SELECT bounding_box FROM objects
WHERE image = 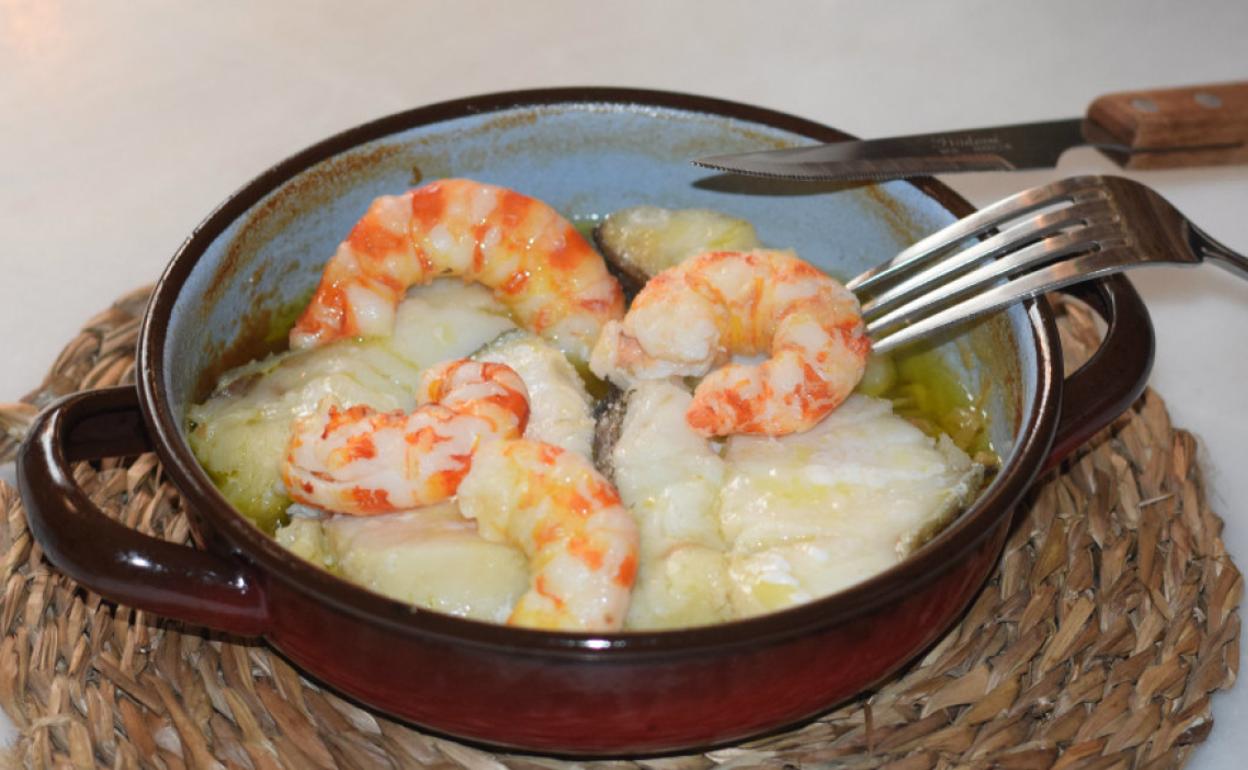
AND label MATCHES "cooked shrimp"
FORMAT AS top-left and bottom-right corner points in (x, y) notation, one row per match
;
(590, 249), (869, 437)
(282, 360), (528, 515)
(290, 178), (625, 361)
(456, 439), (639, 631)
